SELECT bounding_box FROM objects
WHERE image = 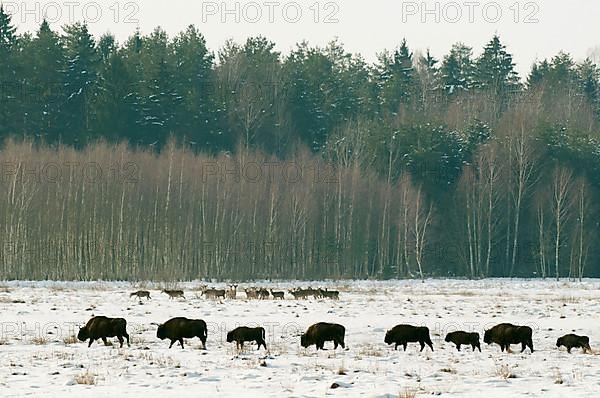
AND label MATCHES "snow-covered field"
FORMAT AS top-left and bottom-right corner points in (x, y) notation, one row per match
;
(0, 279), (599, 397)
